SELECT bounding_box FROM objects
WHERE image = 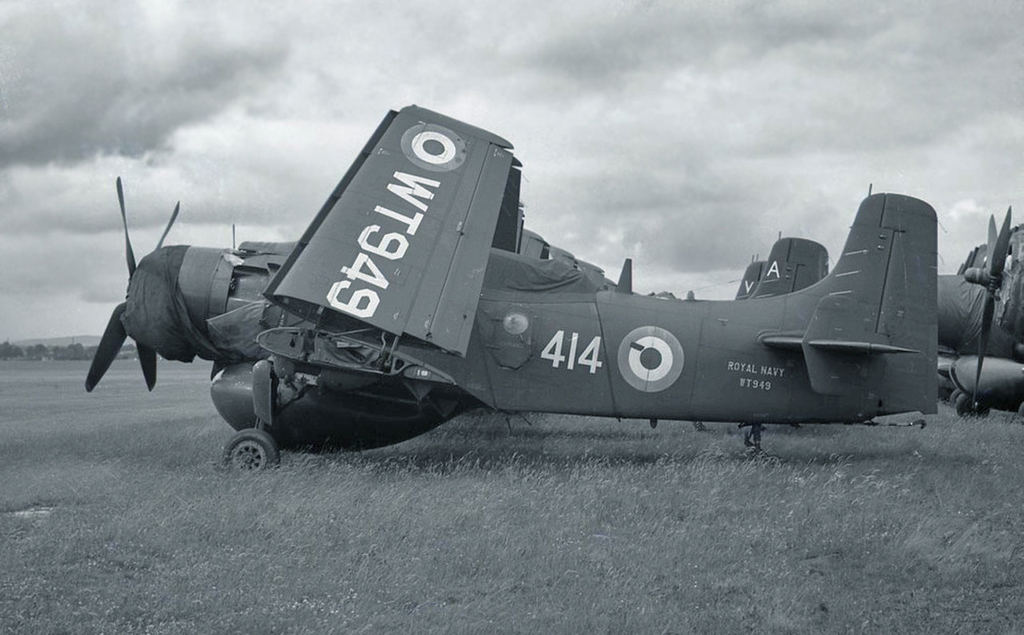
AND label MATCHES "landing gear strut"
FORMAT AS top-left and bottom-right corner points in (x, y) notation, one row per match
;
(741, 422), (764, 452)
(221, 358), (283, 470)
